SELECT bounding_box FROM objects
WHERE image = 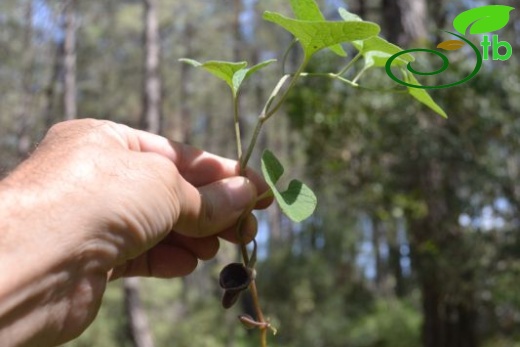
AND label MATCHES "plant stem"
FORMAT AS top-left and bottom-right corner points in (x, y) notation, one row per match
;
(263, 57), (309, 121)
(249, 280), (268, 347)
(352, 66), (368, 84)
(240, 57), (309, 170)
(336, 51), (362, 76)
(235, 57), (309, 347)
(233, 95), (243, 174)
